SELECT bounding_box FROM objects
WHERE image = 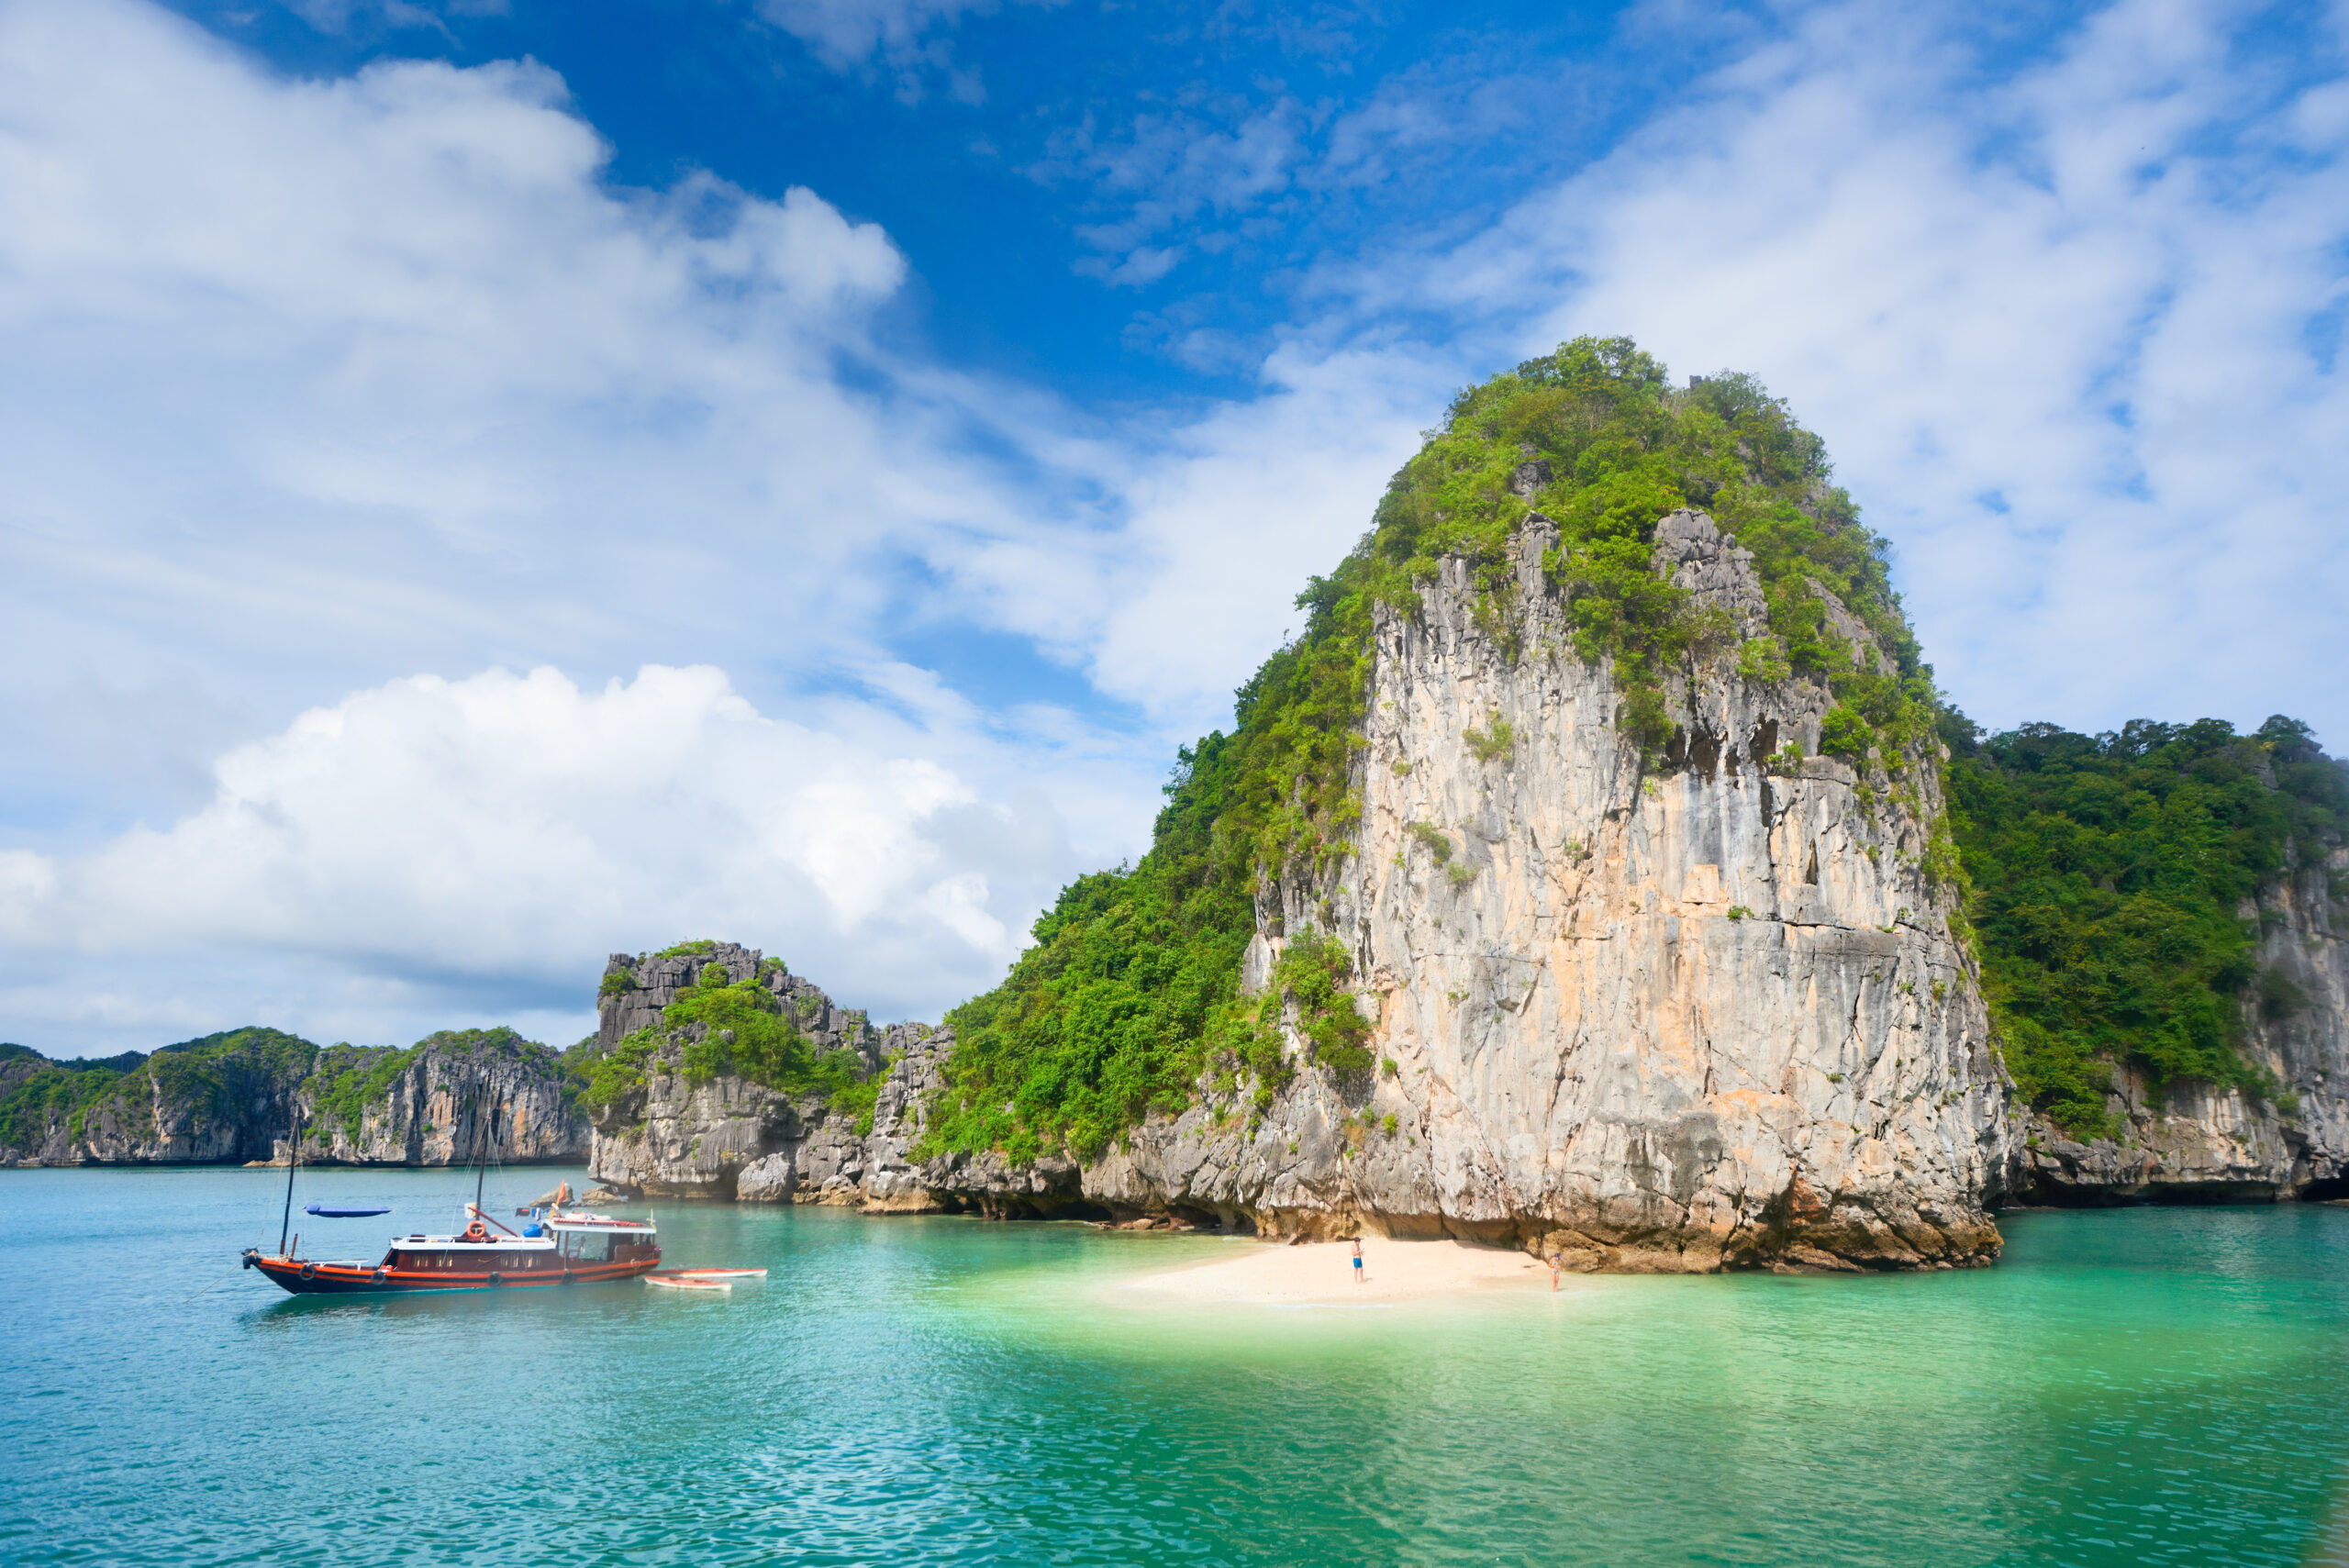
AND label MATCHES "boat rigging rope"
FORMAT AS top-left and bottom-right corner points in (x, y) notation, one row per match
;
(179, 1256), (251, 1307)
